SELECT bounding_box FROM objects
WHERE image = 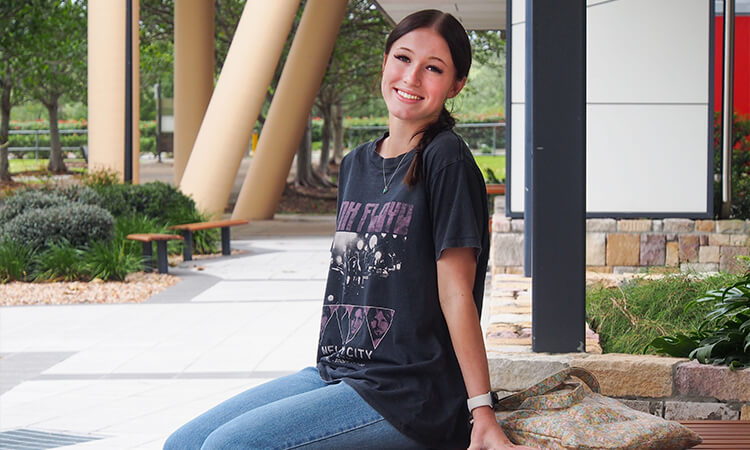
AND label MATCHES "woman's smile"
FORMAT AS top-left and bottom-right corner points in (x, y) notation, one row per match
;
(395, 88), (423, 101)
